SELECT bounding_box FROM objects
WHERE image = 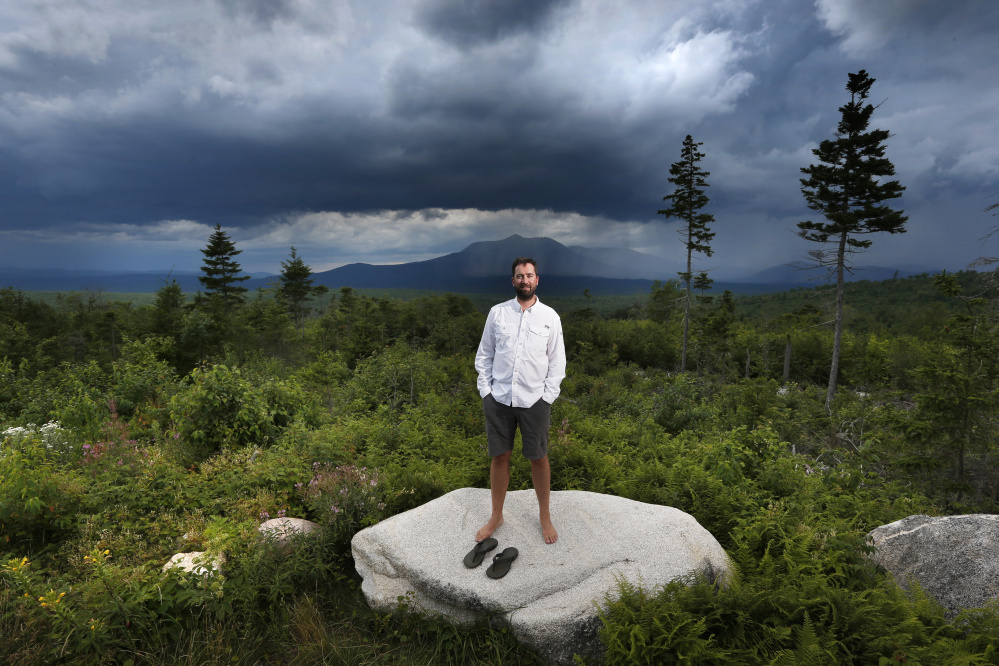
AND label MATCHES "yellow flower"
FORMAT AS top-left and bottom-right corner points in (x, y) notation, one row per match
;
(103, 550), (110, 555)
